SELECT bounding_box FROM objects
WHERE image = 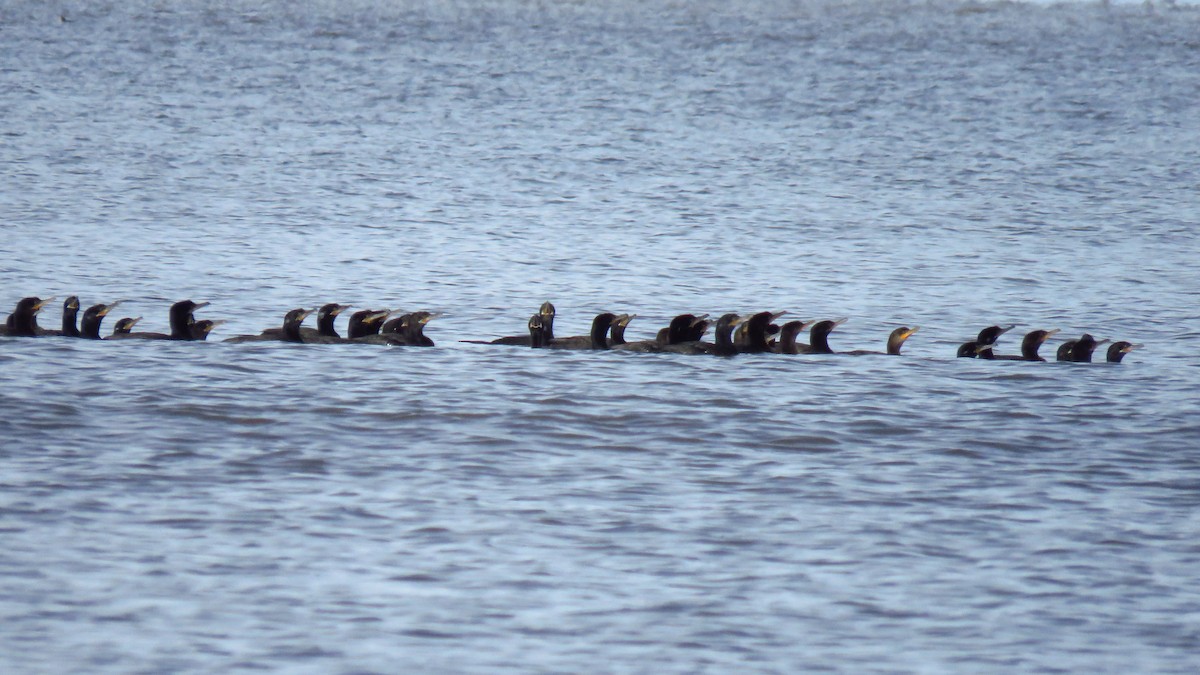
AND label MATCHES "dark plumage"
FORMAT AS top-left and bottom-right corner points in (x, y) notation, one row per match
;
(548, 312), (619, 350)
(993, 329), (1059, 362)
(4, 297), (54, 337)
(107, 300), (210, 340)
(485, 301), (557, 346)
(661, 312), (744, 356)
(226, 308), (315, 344)
(110, 317), (142, 336)
(791, 317), (846, 355)
(190, 319), (225, 341)
(958, 324), (1015, 359)
(1106, 341), (1142, 363)
(1056, 333), (1108, 363)
(79, 302), (122, 339)
(842, 326), (920, 356)
(612, 313), (703, 352)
